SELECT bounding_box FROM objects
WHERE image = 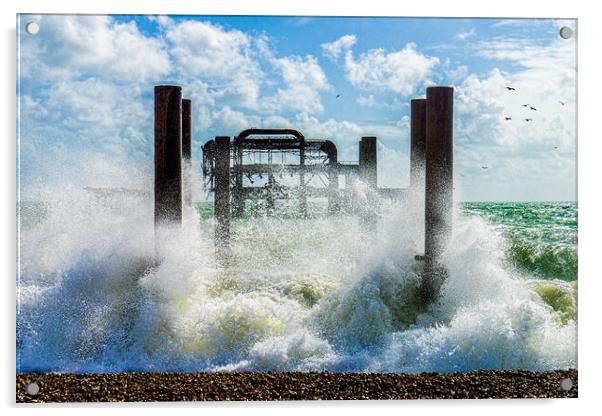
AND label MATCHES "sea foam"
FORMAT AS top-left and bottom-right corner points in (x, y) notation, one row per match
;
(17, 179), (577, 373)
